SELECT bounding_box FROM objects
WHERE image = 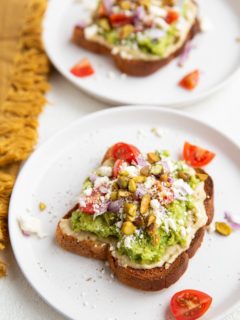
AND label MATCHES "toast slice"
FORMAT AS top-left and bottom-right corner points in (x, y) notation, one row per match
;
(56, 144), (214, 291)
(72, 0), (200, 76)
